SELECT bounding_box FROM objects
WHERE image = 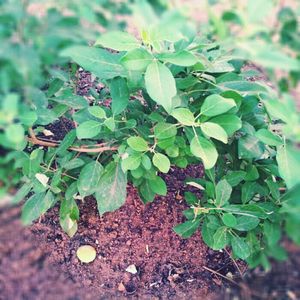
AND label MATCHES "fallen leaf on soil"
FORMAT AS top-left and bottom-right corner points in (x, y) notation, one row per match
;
(76, 245), (96, 263)
(126, 264), (137, 274)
